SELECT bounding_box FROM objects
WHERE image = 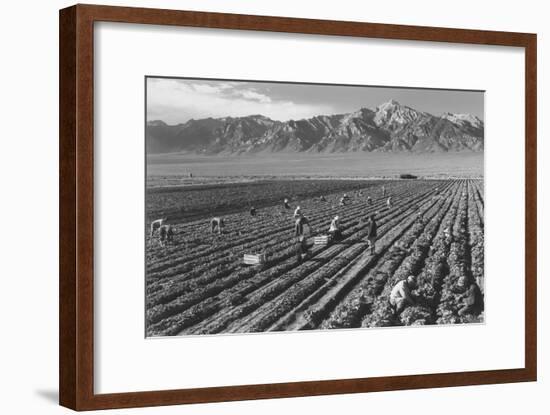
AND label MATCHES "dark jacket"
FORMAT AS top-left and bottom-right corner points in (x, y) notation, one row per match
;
(464, 283), (484, 309)
(294, 216), (309, 237)
(367, 219), (377, 238)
